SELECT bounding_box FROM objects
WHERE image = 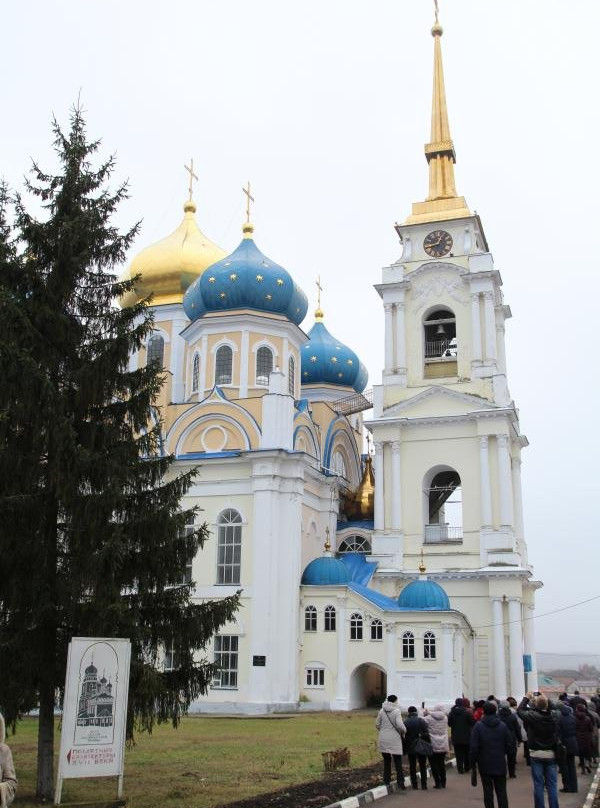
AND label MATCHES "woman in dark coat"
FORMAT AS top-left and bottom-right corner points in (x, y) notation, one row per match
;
(575, 703), (593, 773)
(448, 697), (474, 773)
(498, 701), (521, 778)
(557, 702), (578, 793)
